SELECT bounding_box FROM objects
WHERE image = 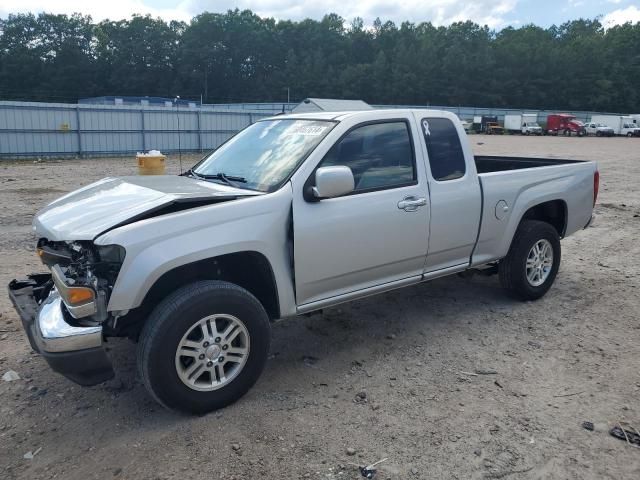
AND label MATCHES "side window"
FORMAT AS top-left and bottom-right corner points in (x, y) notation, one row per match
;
(421, 117), (466, 181)
(319, 121), (415, 192)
